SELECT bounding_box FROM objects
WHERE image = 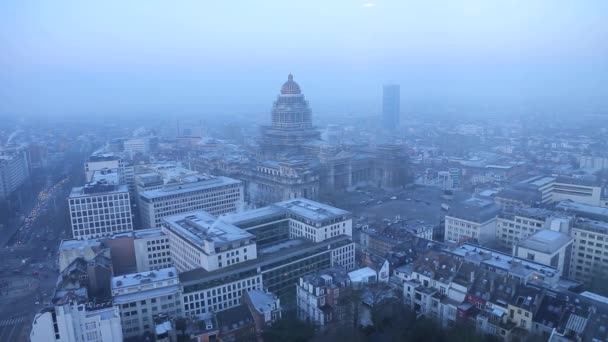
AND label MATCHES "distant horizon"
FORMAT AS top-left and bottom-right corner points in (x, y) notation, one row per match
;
(1, 0), (607, 120)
